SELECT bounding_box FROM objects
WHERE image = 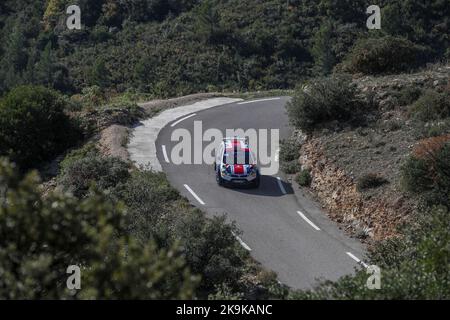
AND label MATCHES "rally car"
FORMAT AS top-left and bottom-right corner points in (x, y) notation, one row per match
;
(214, 137), (260, 188)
